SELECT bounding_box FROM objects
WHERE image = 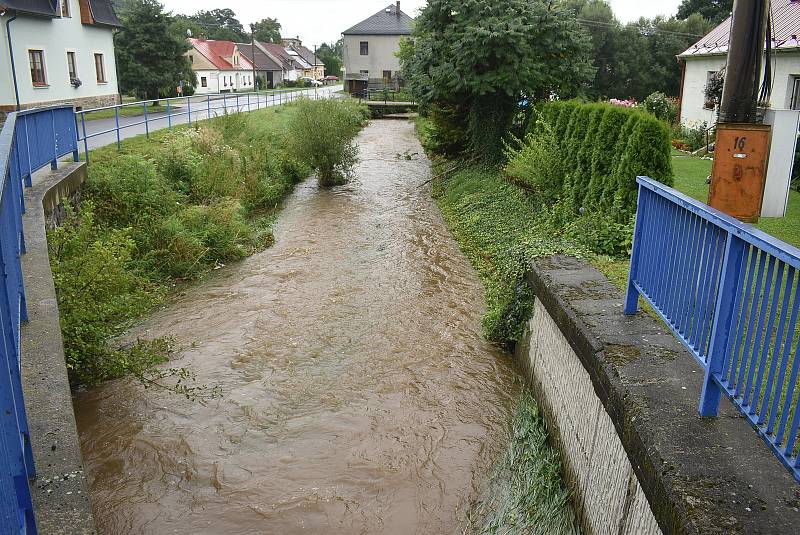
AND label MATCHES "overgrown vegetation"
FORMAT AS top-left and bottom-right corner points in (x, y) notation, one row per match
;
(285, 99), (369, 186)
(461, 389), (577, 534)
(50, 101), (366, 387)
